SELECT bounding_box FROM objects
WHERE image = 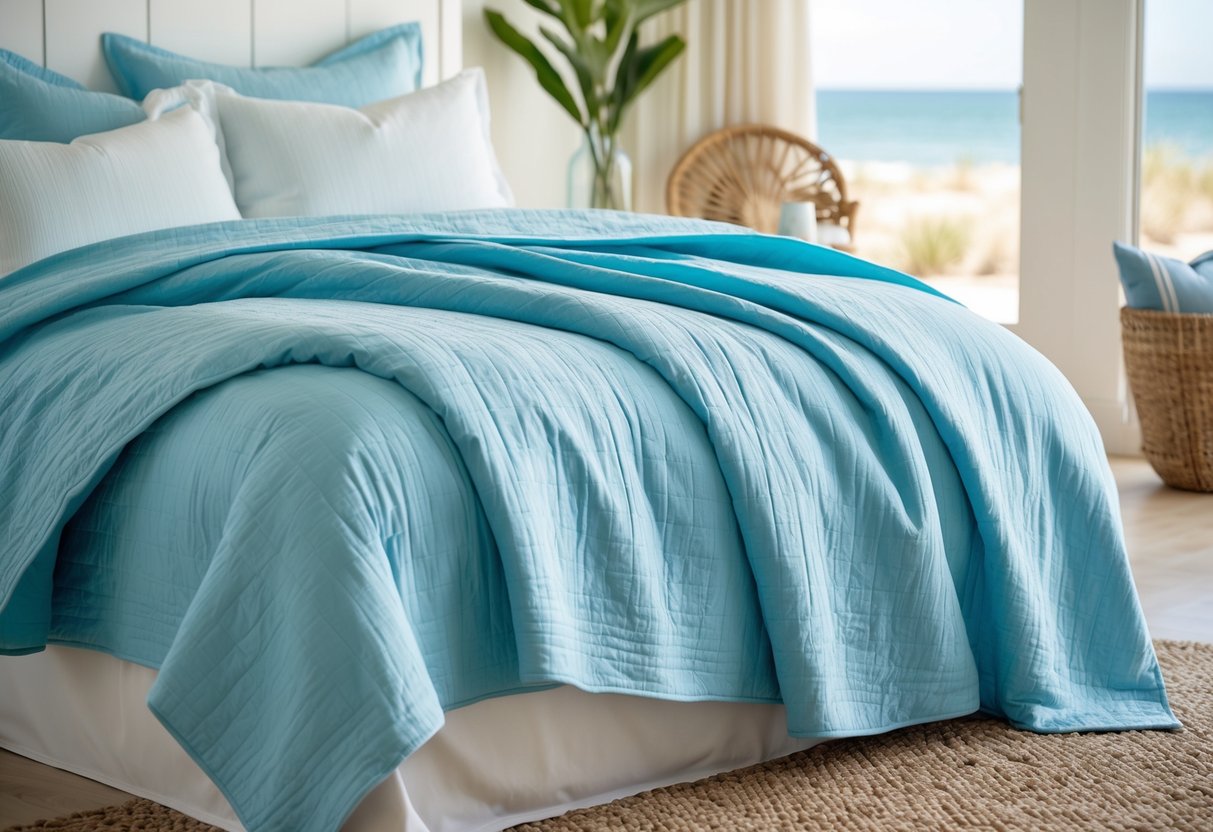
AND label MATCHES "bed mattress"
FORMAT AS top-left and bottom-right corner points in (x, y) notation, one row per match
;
(0, 645), (819, 831)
